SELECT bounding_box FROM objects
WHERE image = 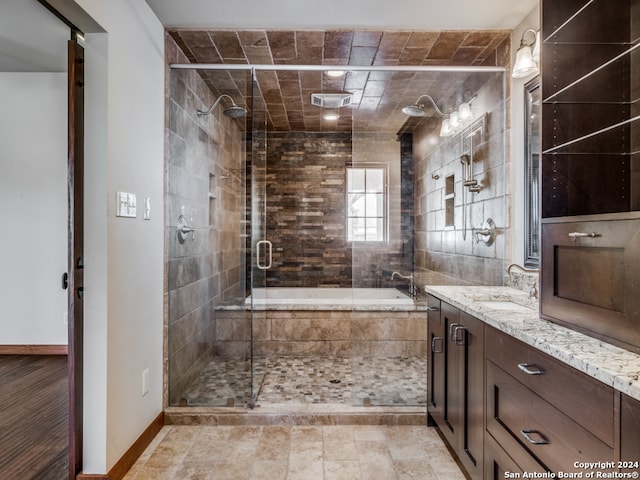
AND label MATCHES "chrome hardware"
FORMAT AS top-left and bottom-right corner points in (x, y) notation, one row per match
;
(474, 218), (496, 246)
(256, 240), (273, 270)
(568, 232), (599, 242)
(507, 263), (539, 274)
(177, 215), (195, 243)
(391, 271), (417, 298)
(431, 336), (444, 353)
(453, 325), (467, 346)
(449, 323), (462, 342)
(520, 429), (549, 445)
(517, 363), (545, 375)
(426, 306), (440, 312)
